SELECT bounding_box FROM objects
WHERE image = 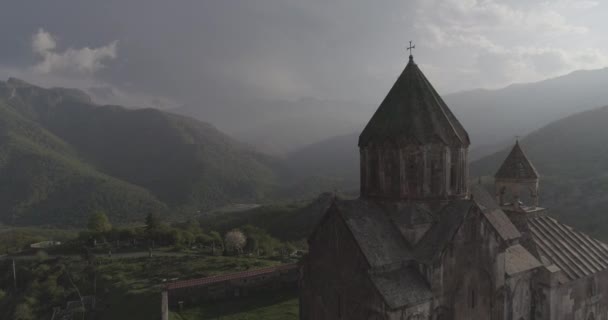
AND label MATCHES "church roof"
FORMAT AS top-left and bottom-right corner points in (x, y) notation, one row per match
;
(505, 244), (542, 276)
(495, 141), (539, 180)
(359, 56), (470, 147)
(413, 200), (474, 263)
(414, 186), (521, 263)
(370, 266), (432, 309)
(336, 200), (413, 267)
(527, 214), (608, 280)
(470, 184), (521, 241)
